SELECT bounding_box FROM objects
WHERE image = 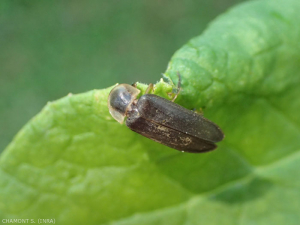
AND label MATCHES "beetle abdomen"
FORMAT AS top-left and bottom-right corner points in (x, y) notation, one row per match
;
(126, 110), (216, 153)
(137, 94), (224, 143)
